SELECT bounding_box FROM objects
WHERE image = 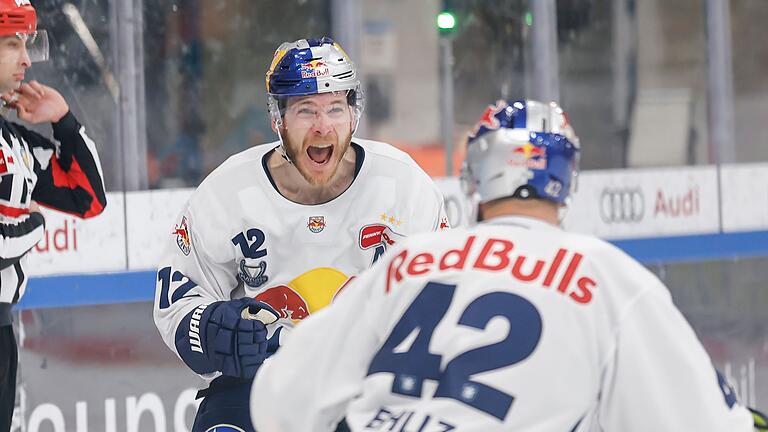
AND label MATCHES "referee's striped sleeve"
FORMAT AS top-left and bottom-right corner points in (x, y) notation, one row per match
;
(0, 212), (44, 269)
(21, 112), (107, 219)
